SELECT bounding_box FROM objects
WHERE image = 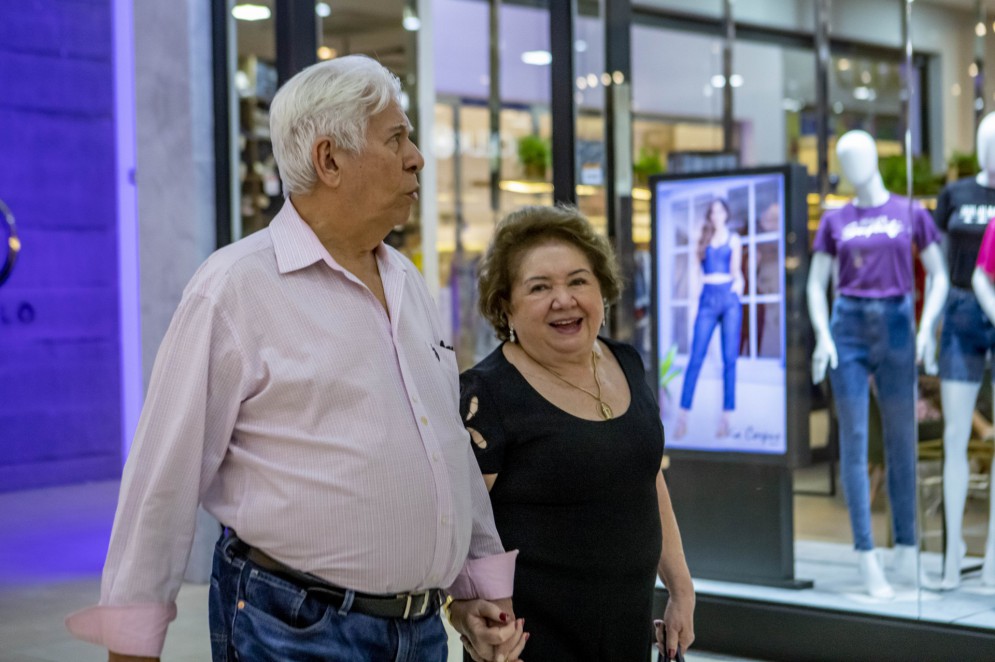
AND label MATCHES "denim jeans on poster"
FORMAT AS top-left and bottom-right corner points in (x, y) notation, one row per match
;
(208, 534), (447, 662)
(680, 282), (742, 411)
(828, 295), (917, 551)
